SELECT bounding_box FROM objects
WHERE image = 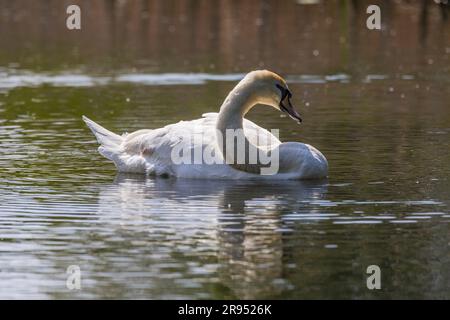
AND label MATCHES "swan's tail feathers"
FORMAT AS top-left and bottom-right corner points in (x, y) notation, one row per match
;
(82, 116), (124, 161)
